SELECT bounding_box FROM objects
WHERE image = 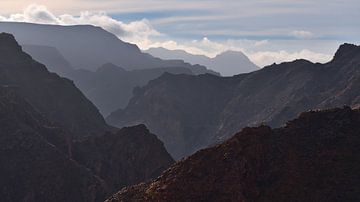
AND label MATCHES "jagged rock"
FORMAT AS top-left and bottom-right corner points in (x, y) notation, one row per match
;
(0, 33), (175, 201)
(72, 124), (174, 193)
(107, 107), (360, 202)
(0, 87), (107, 202)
